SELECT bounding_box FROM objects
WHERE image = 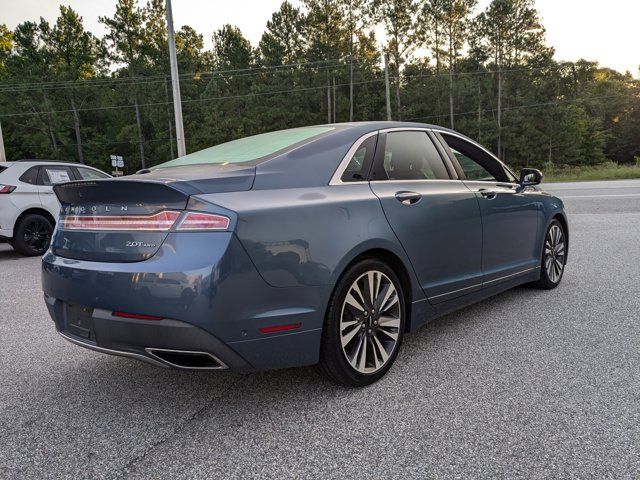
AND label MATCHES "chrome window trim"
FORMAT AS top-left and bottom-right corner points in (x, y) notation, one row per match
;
(331, 127), (459, 185)
(328, 130), (379, 185)
(330, 126), (519, 186)
(369, 178), (458, 184)
(434, 128), (519, 182)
